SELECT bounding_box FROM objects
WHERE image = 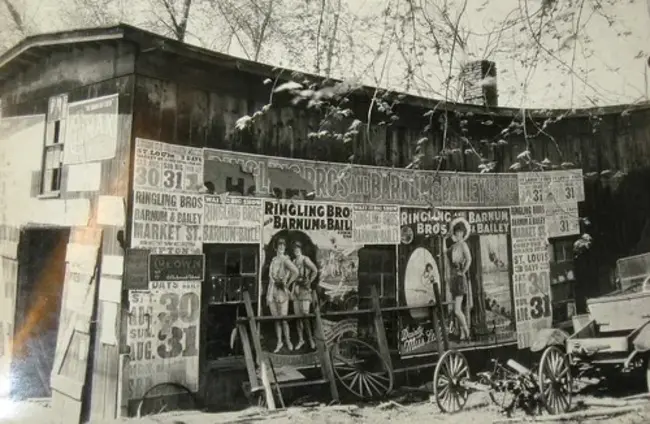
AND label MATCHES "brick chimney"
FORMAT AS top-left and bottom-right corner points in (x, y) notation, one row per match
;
(460, 60), (498, 107)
